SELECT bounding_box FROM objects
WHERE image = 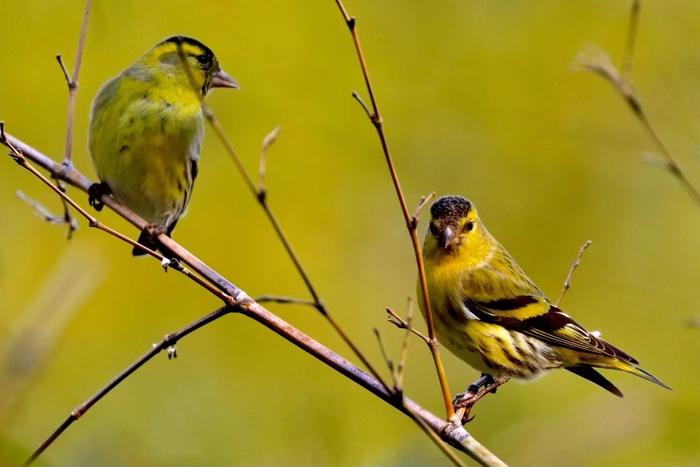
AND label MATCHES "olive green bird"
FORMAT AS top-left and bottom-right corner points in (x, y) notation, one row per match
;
(88, 36), (238, 255)
(421, 195), (669, 397)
